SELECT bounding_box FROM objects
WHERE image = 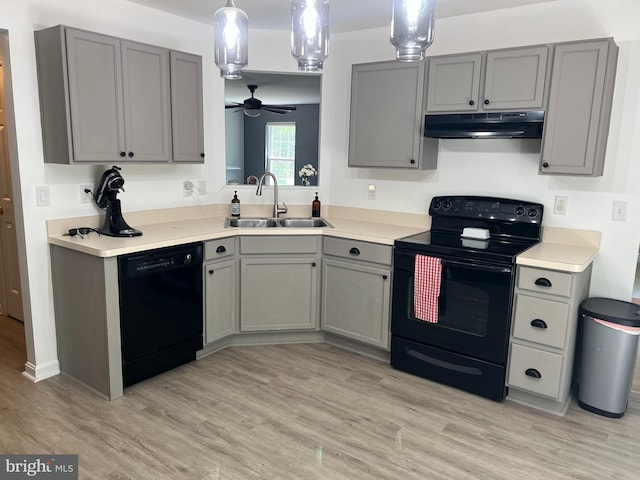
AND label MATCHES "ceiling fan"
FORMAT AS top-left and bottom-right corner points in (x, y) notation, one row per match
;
(225, 84), (297, 117)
